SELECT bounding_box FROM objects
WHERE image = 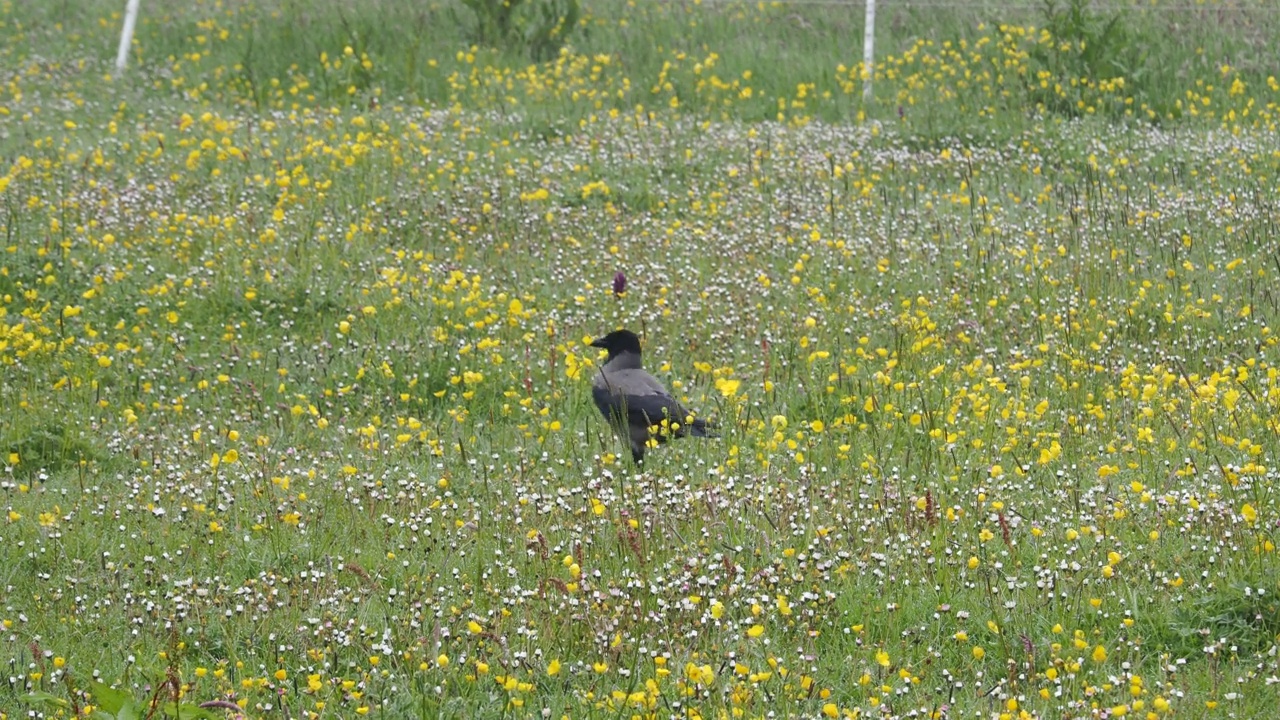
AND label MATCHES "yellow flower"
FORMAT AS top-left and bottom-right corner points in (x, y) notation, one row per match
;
(747, 624), (765, 638)
(1092, 645), (1108, 663)
(875, 650), (890, 667)
(716, 377), (741, 398)
(546, 659), (560, 676)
